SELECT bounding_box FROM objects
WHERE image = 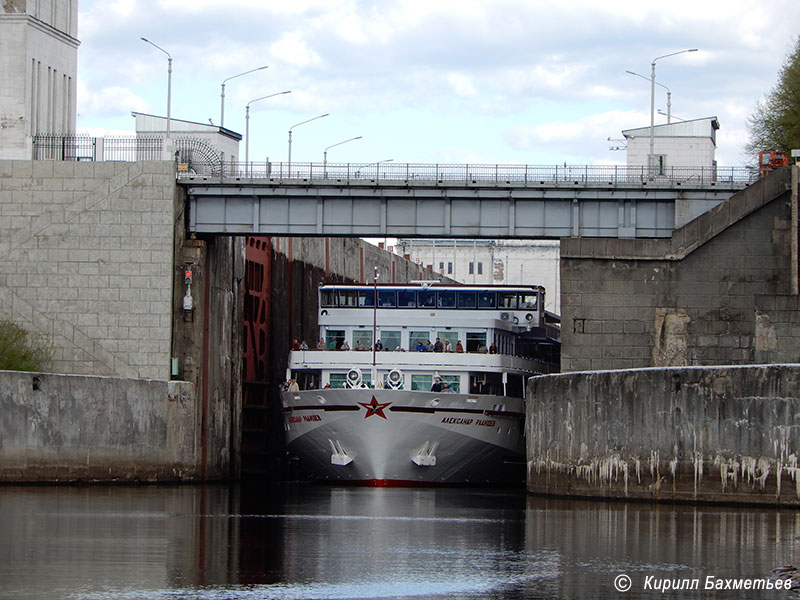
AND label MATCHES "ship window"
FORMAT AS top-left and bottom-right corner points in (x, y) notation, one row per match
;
(437, 290), (456, 308)
(409, 331), (430, 350)
(457, 291), (477, 308)
(519, 293), (538, 310)
(352, 330), (373, 350)
(377, 290), (396, 307)
(466, 331), (487, 352)
(329, 373), (347, 388)
(440, 374), (460, 393)
(417, 290), (436, 308)
(397, 290), (416, 307)
(320, 289), (337, 307)
(338, 290), (358, 307)
(358, 290), (374, 307)
(326, 330), (346, 350)
(498, 292), (518, 309)
(437, 331), (458, 351)
(477, 290), (496, 308)
(380, 330), (401, 351)
(411, 374), (432, 391)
